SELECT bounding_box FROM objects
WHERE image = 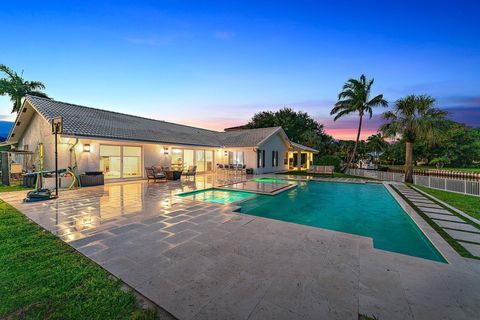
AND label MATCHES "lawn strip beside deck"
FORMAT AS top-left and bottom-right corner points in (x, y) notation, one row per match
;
(390, 185), (479, 260)
(413, 185), (480, 221)
(0, 199), (156, 320)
